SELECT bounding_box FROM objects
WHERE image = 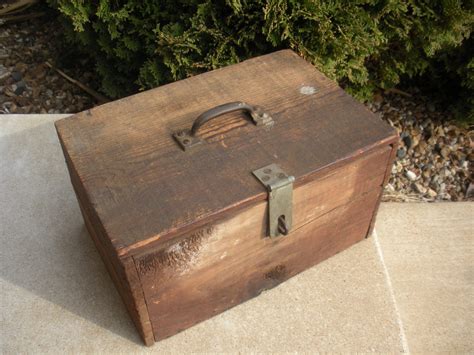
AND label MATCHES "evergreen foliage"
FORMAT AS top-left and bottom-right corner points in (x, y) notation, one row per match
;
(49, 0), (473, 121)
